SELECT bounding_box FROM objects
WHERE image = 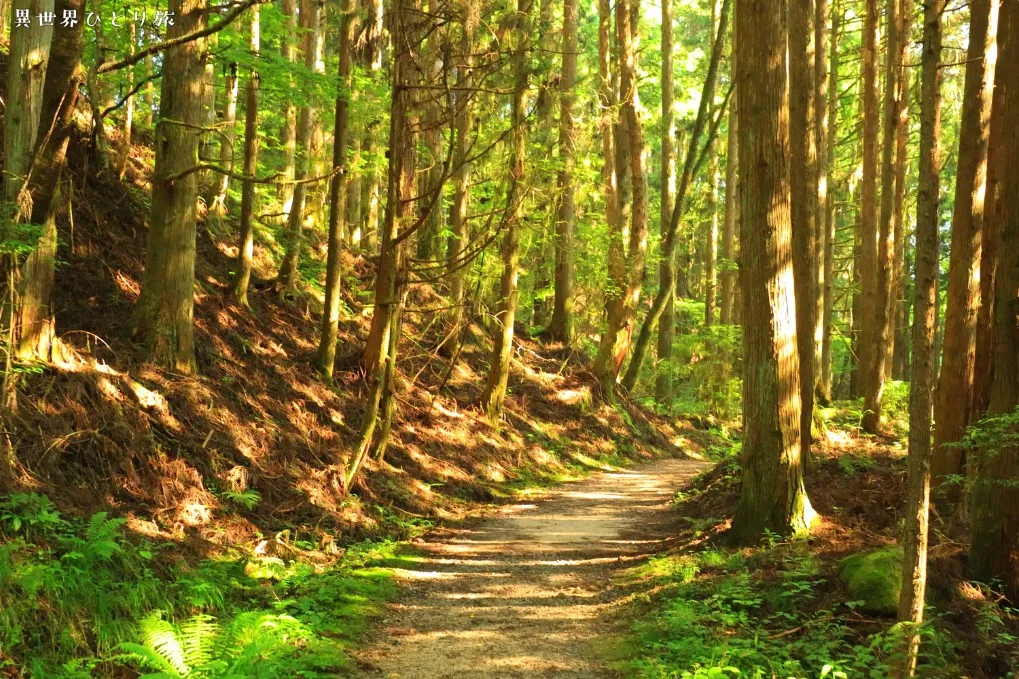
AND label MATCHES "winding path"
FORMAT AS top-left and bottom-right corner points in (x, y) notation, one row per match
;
(356, 457), (709, 678)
